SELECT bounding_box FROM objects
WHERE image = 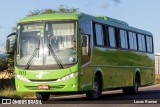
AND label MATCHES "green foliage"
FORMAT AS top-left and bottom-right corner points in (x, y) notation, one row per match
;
(41, 8), (56, 14)
(0, 54), (14, 71)
(57, 5), (79, 13)
(7, 54), (14, 68)
(27, 5), (79, 17)
(0, 58), (8, 70)
(27, 10), (41, 16)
